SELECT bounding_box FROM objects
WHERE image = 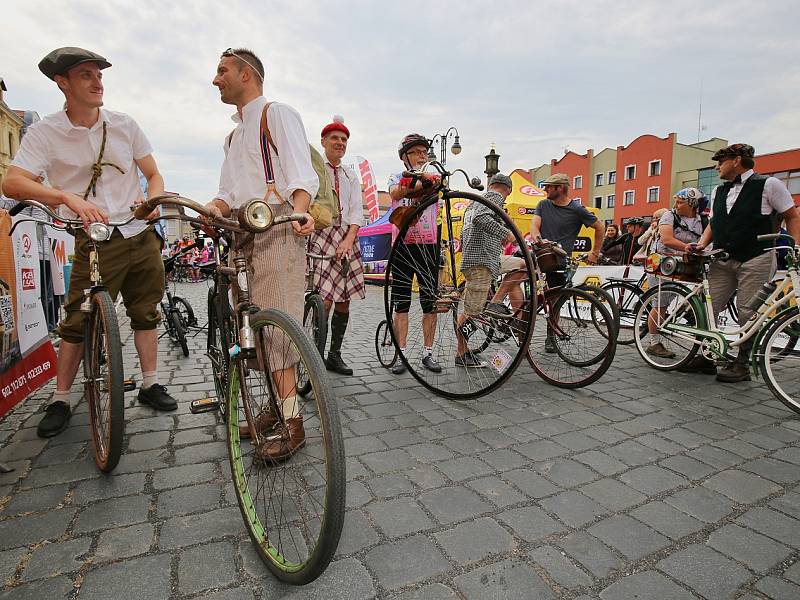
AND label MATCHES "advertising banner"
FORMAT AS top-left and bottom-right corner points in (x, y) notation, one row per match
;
(48, 227), (73, 296)
(355, 156), (380, 223)
(0, 211), (57, 418)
